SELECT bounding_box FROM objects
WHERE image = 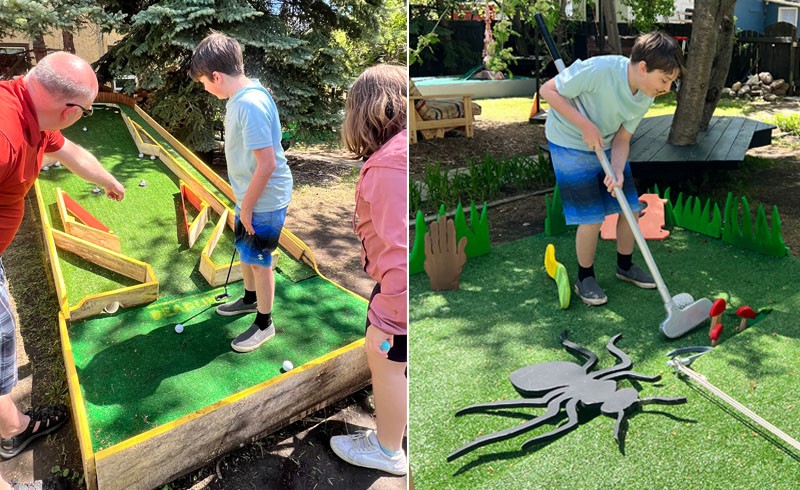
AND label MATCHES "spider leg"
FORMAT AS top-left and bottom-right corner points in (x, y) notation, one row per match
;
(613, 410), (628, 443)
(640, 396), (688, 406)
(455, 389), (566, 416)
(592, 334), (633, 378)
(520, 398), (580, 450)
(560, 330), (598, 372)
(601, 370), (661, 383)
(448, 394), (567, 461)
